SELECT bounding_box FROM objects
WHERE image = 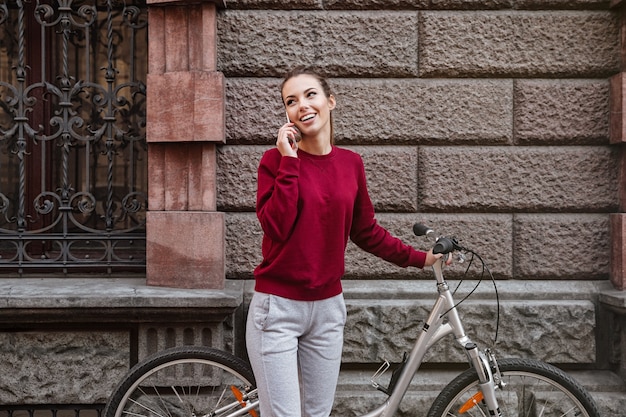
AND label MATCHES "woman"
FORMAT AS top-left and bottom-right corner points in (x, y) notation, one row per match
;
(246, 66), (444, 417)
